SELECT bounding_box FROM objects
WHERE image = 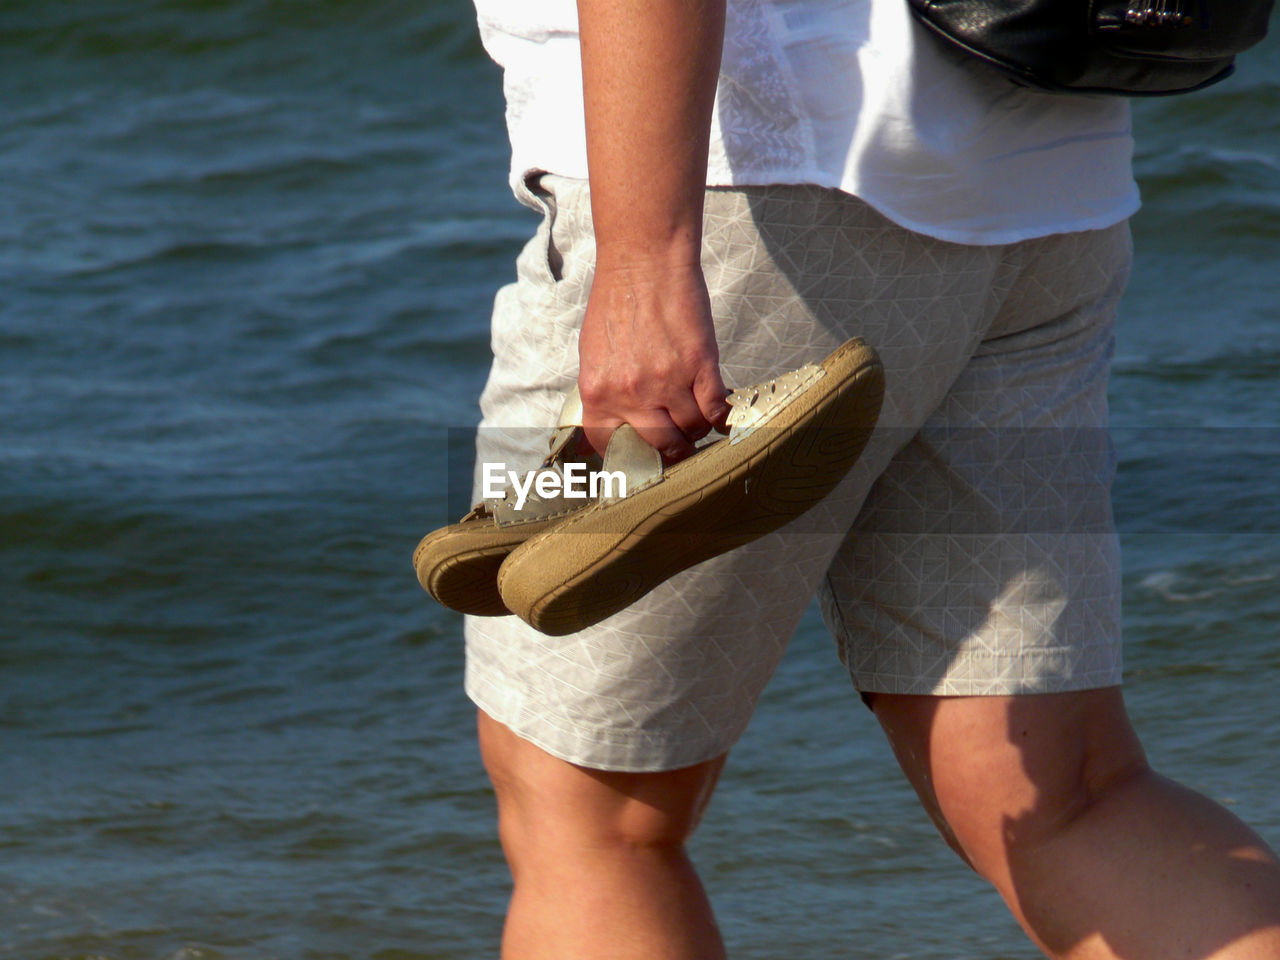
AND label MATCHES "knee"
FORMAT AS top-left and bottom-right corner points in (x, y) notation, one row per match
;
(478, 710), (725, 863)
(930, 730), (1150, 883)
(873, 689), (1151, 885)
